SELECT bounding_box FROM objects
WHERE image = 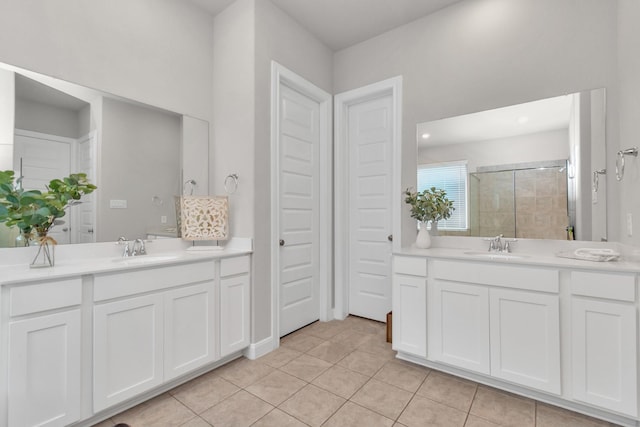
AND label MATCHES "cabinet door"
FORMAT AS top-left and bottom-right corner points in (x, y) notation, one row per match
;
(429, 280), (490, 374)
(489, 289), (560, 394)
(392, 274), (426, 357)
(571, 298), (637, 416)
(164, 282), (216, 380)
(93, 294), (164, 412)
(8, 310), (81, 427)
(220, 274), (250, 357)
